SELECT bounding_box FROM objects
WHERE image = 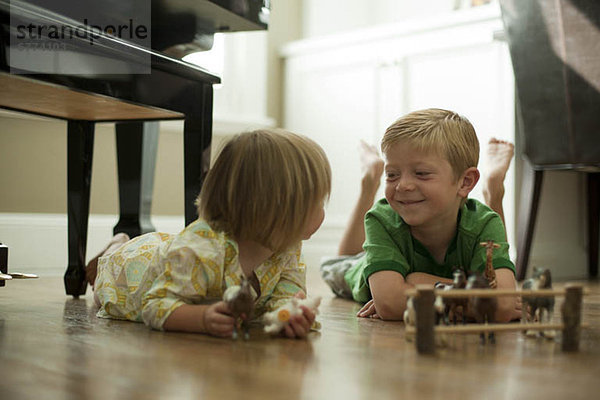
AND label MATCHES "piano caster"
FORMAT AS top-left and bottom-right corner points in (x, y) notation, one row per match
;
(64, 266), (87, 298)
